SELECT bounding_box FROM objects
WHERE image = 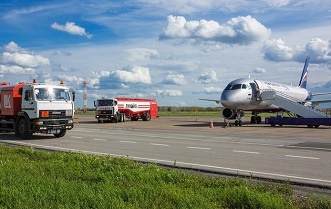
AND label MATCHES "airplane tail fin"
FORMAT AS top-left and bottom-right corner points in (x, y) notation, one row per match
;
(298, 56), (310, 89)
